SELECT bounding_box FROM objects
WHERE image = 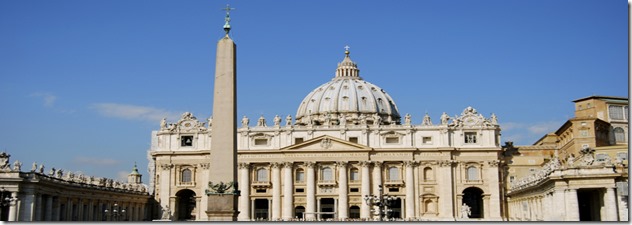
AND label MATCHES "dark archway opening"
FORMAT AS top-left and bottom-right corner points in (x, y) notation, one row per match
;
(462, 187), (484, 218)
(175, 189), (196, 221)
(254, 199), (269, 220)
(388, 198), (402, 219)
(578, 189), (602, 221)
(319, 198), (335, 219)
